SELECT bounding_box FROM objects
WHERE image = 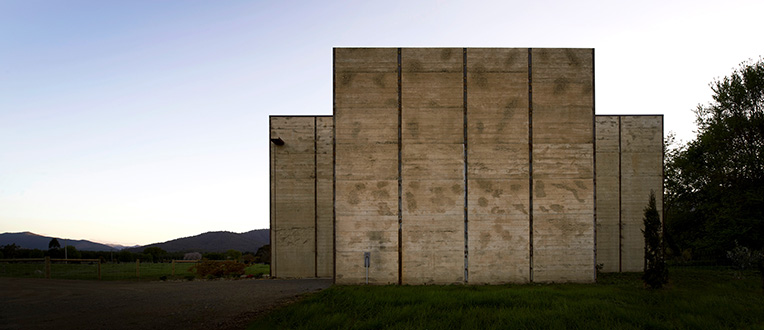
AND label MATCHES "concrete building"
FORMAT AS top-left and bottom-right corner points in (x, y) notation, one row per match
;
(269, 48), (663, 284)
